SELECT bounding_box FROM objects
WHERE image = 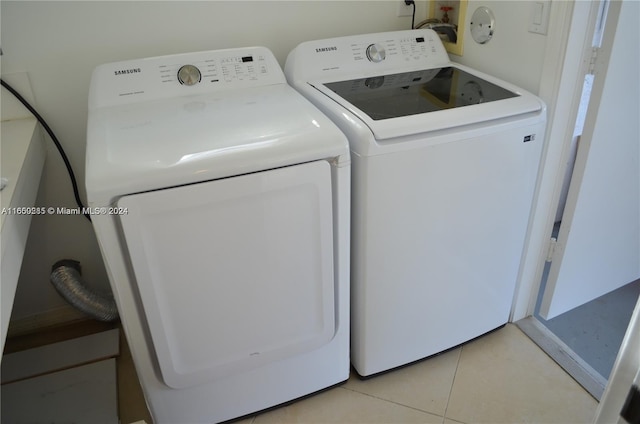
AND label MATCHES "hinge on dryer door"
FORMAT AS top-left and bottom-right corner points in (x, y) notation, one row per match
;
(545, 237), (558, 262)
